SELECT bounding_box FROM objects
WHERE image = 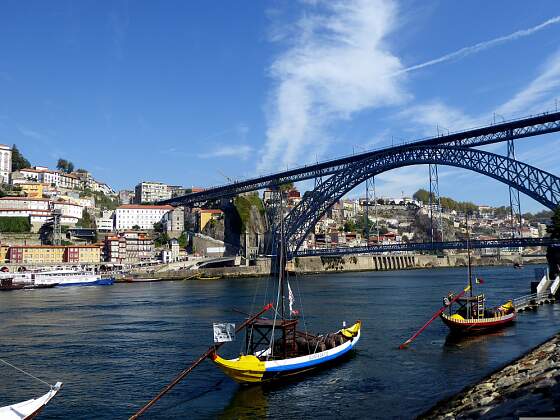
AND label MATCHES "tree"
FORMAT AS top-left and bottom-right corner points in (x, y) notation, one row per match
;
(11, 145), (31, 171)
(413, 189), (433, 204)
(132, 225), (141, 231)
(547, 206), (560, 239)
(344, 220), (356, 232)
(77, 211), (93, 228)
(153, 221), (164, 232)
(56, 158), (74, 174)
